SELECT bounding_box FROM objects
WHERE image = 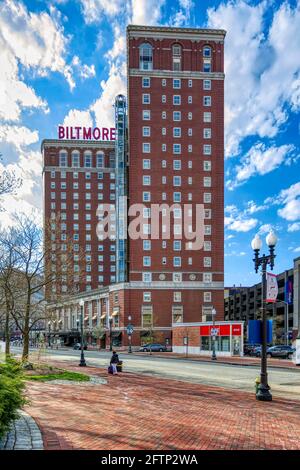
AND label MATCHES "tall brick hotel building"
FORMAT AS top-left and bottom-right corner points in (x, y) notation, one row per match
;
(43, 25), (226, 349)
